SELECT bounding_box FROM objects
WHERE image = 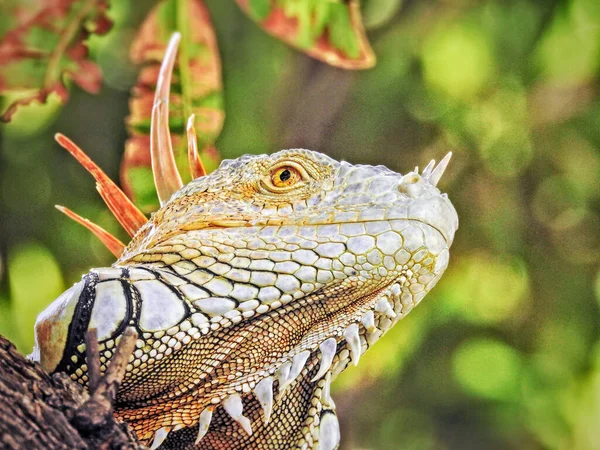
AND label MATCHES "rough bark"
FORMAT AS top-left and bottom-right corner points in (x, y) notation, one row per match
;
(0, 332), (145, 450)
